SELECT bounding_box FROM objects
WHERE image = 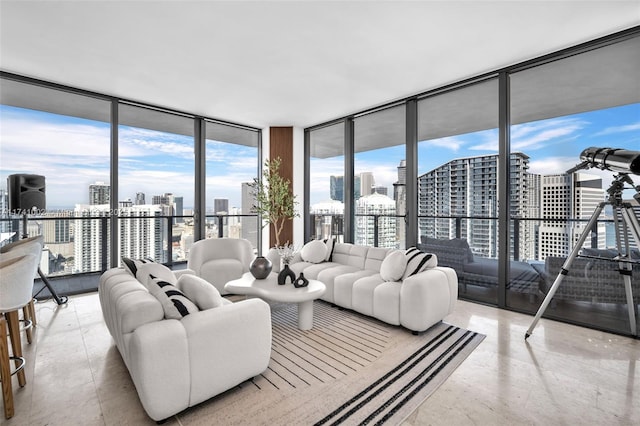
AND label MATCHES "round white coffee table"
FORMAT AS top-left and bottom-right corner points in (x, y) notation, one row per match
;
(224, 272), (326, 330)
